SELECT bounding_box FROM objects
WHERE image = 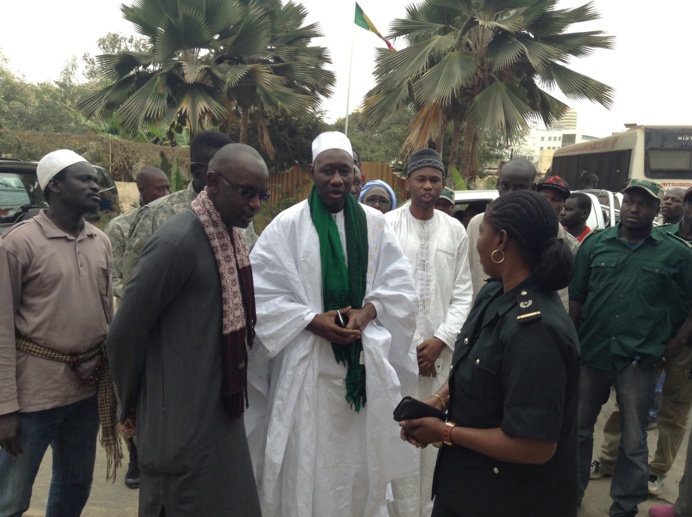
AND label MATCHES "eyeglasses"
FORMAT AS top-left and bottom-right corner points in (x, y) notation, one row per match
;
(212, 171), (271, 201)
(363, 196), (391, 207)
